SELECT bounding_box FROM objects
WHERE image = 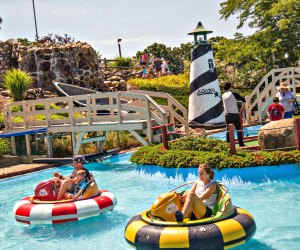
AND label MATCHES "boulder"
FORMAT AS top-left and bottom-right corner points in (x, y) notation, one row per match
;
(258, 119), (296, 150)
